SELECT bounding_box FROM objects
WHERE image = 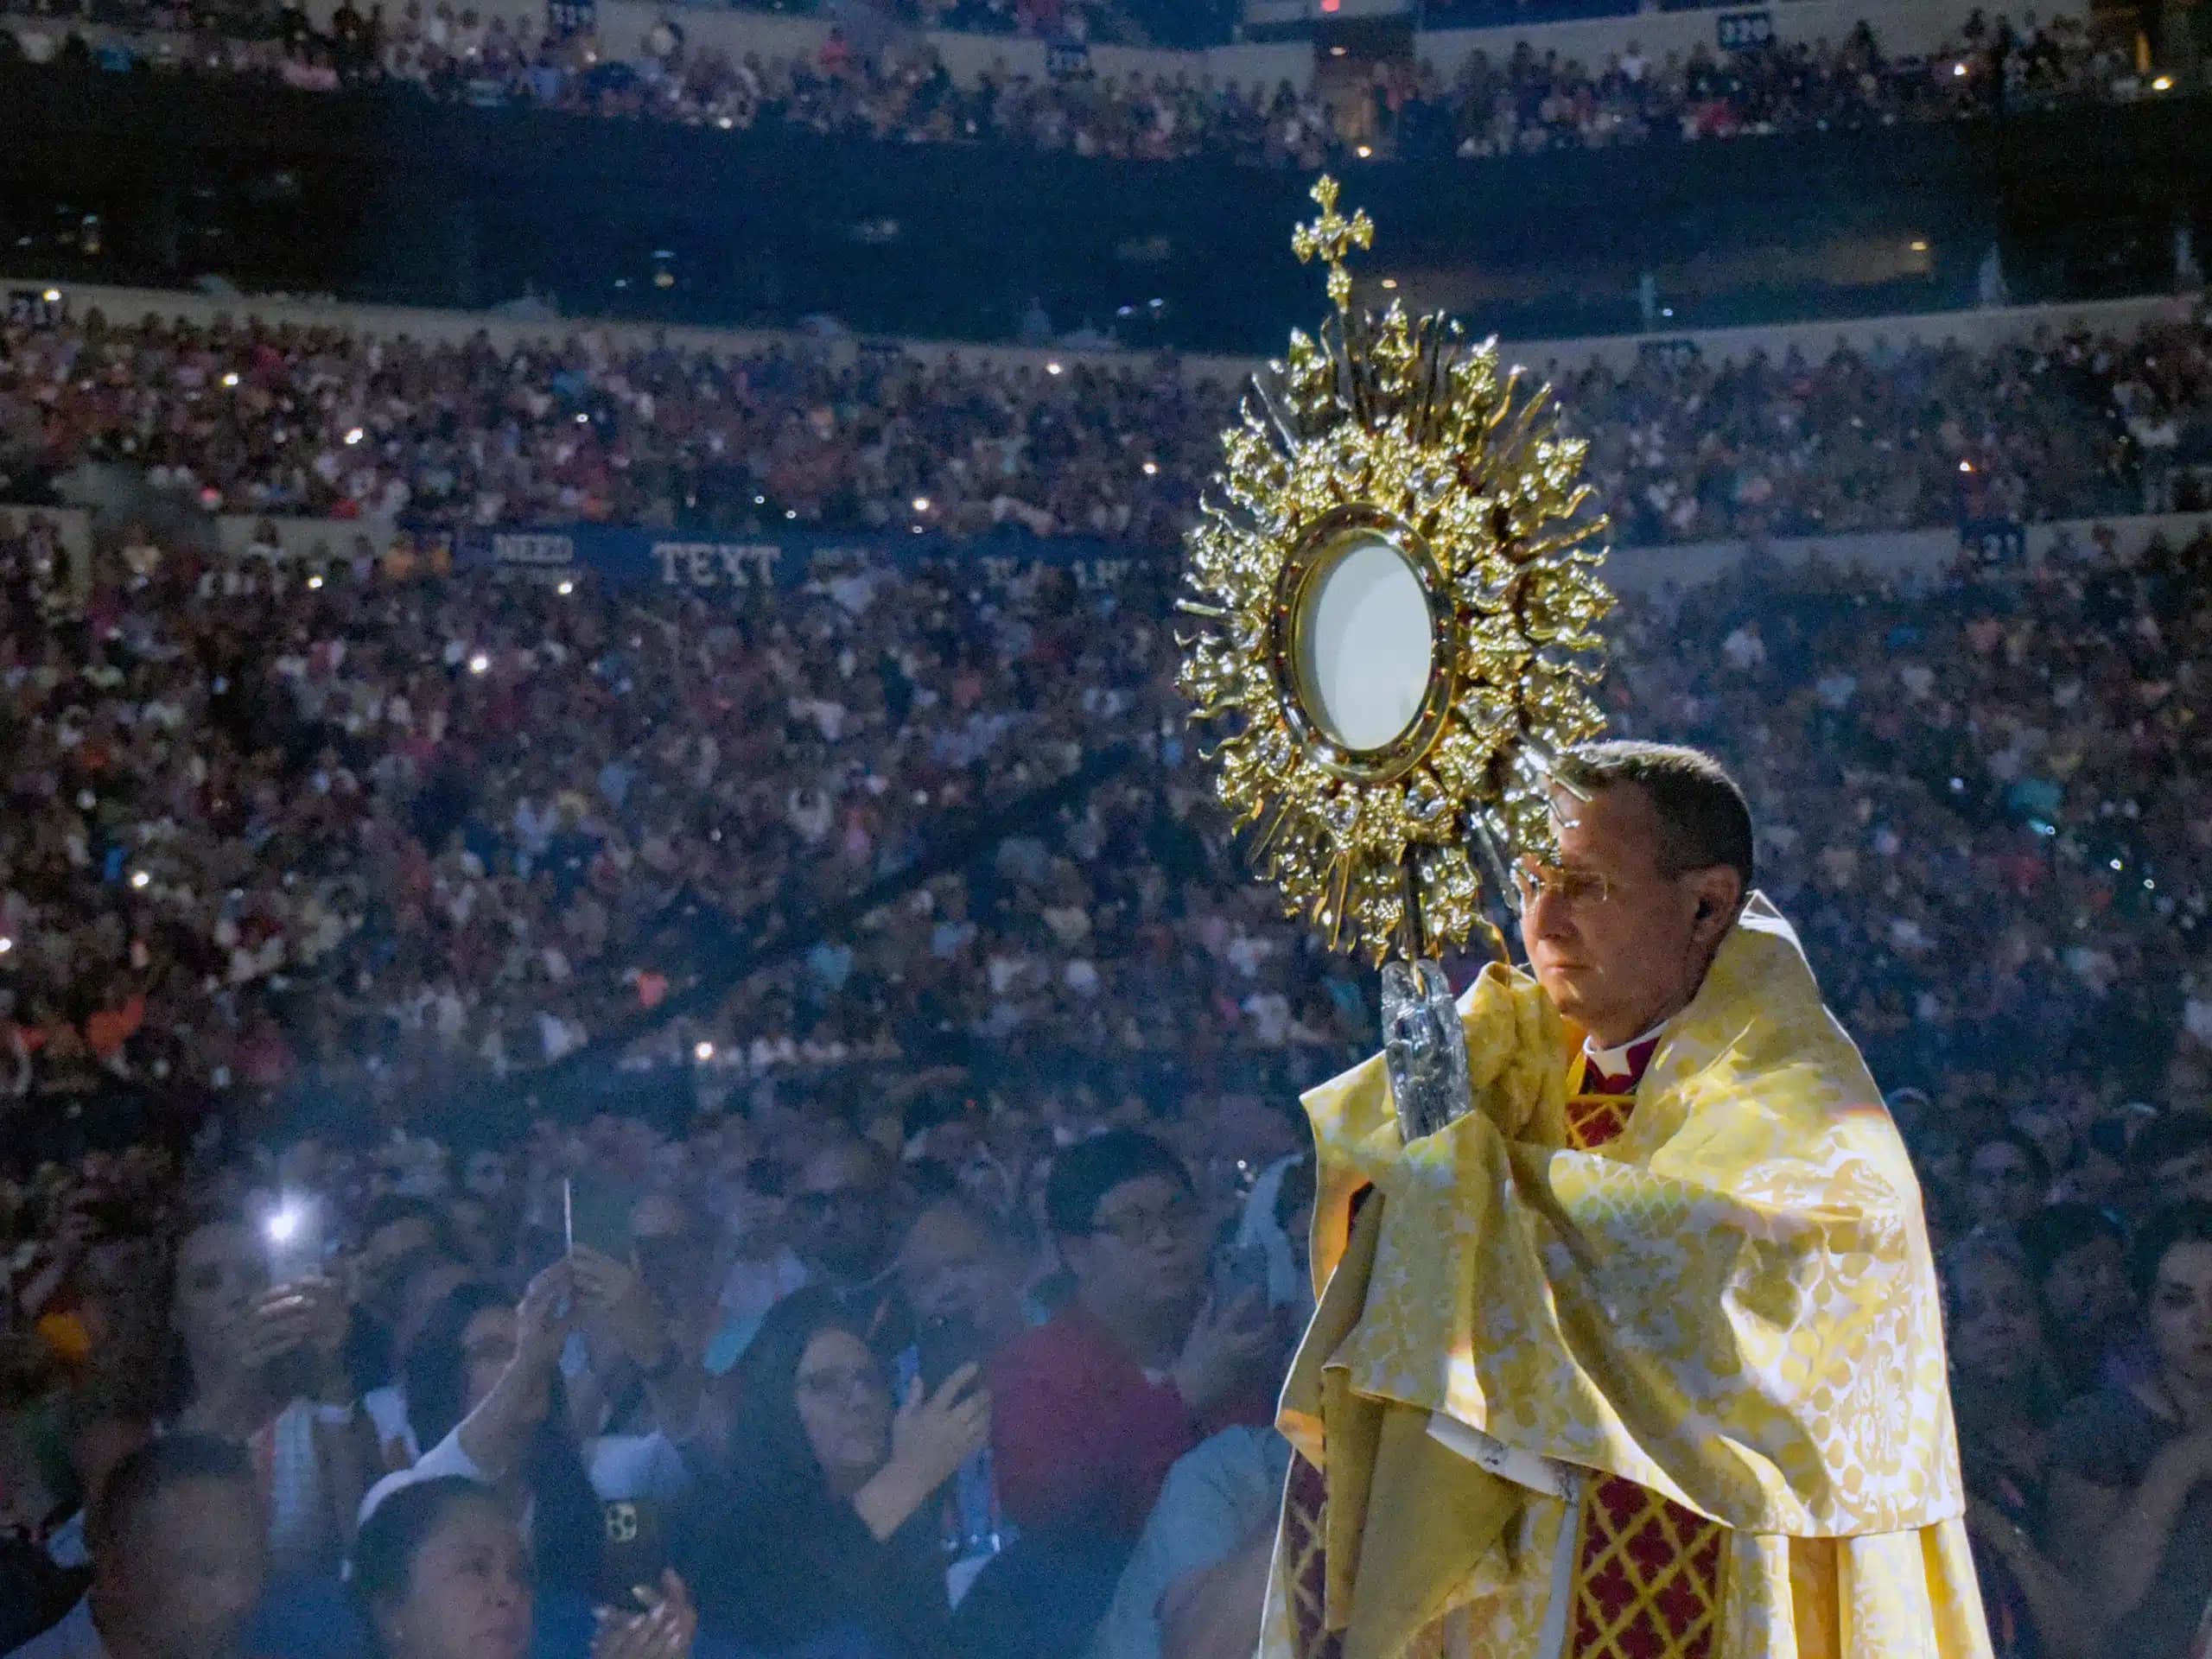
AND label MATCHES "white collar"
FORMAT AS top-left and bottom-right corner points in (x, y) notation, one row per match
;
(1583, 1018), (1669, 1080)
